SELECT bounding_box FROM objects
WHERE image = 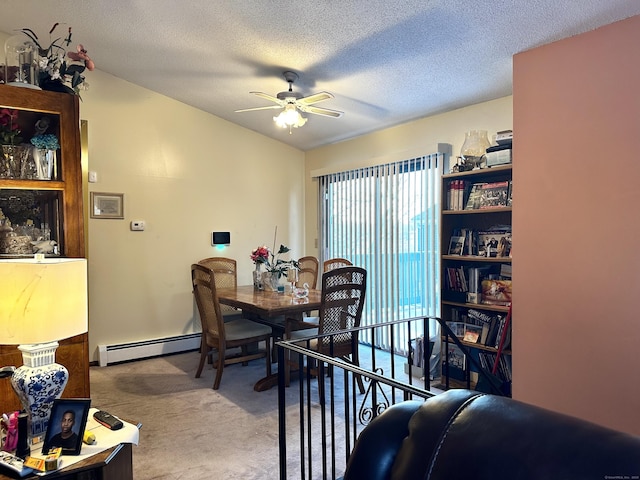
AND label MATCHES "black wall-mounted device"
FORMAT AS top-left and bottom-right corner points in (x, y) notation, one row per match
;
(212, 231), (231, 245)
